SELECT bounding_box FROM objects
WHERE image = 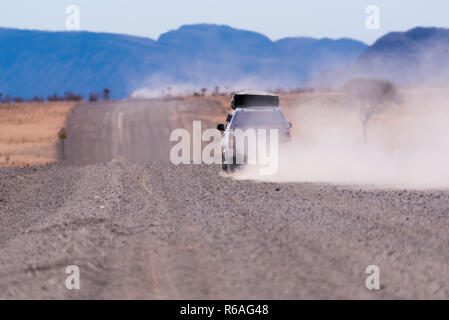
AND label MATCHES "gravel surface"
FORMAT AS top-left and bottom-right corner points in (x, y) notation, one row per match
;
(0, 99), (448, 299)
